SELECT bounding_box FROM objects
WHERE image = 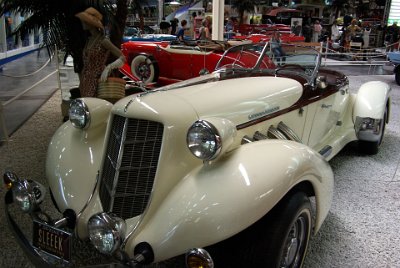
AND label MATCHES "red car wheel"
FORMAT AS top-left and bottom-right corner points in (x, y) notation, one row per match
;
(130, 54), (159, 84)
